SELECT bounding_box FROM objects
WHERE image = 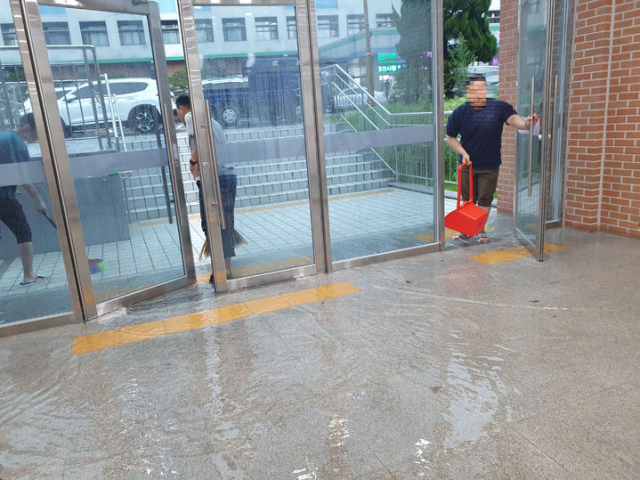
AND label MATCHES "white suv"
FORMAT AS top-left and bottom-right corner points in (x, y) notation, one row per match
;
(26, 78), (170, 135)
